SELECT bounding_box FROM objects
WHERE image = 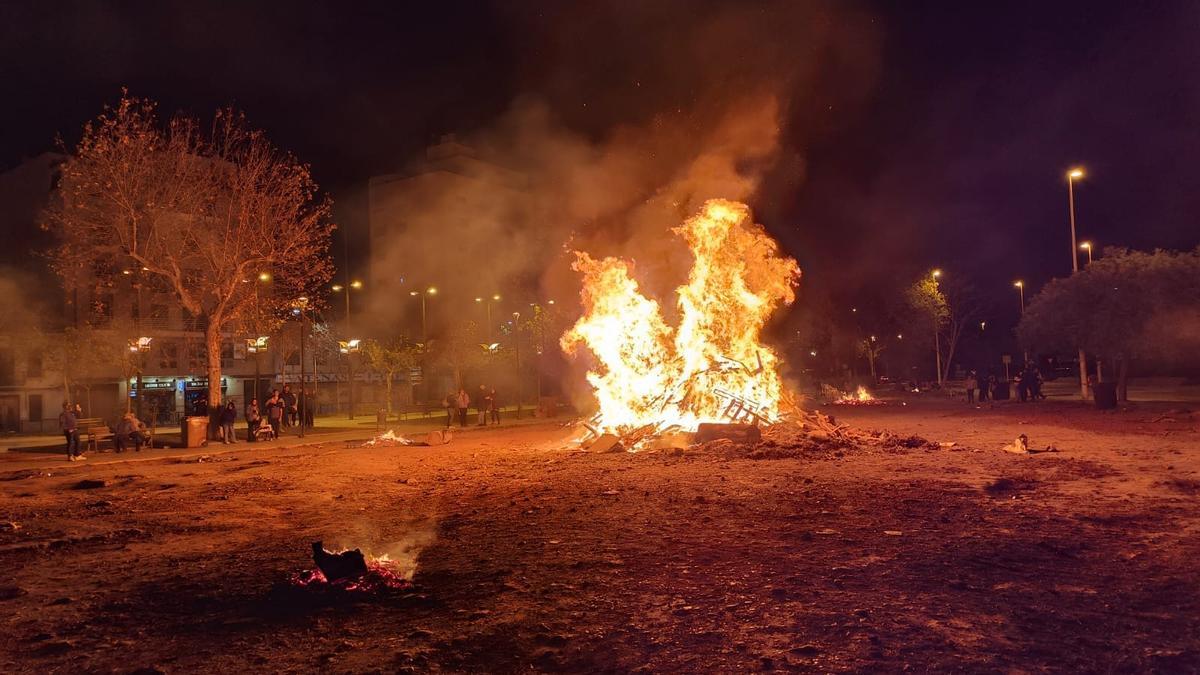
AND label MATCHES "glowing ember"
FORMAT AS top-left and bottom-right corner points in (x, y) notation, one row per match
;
(291, 555), (413, 593)
(362, 430), (412, 447)
(562, 199), (800, 437)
